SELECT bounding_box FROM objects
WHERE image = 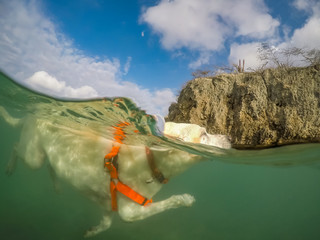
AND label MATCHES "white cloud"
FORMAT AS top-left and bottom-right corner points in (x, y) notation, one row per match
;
(142, 0), (319, 71)
(141, 0), (279, 52)
(293, 0), (310, 11)
(0, 0), (174, 116)
(290, 0), (320, 49)
(228, 0), (320, 70)
(152, 89), (176, 116)
(293, 0), (320, 14)
(27, 71), (66, 92)
(0, 0), (119, 89)
(123, 56), (132, 75)
(228, 42), (261, 70)
(290, 18), (320, 49)
(26, 71), (98, 98)
(188, 52), (211, 69)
